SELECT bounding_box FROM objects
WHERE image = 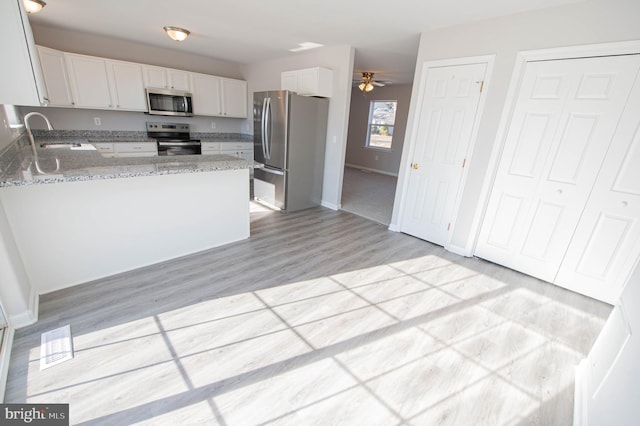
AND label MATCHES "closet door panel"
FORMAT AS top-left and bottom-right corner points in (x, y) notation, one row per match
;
(556, 70), (640, 303)
(476, 55), (640, 286)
